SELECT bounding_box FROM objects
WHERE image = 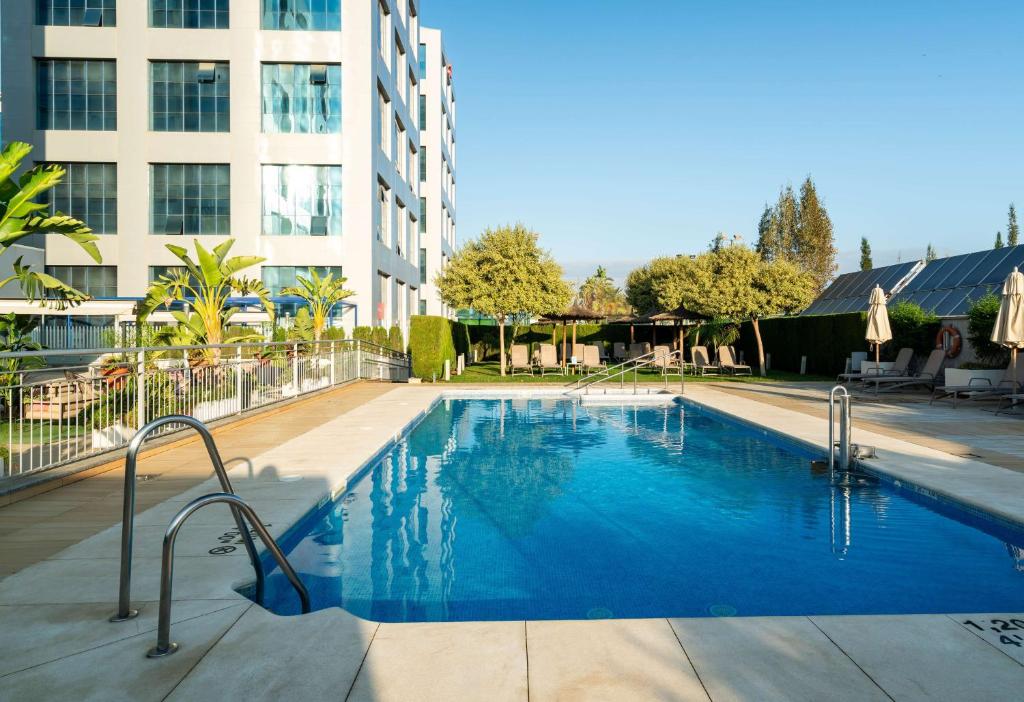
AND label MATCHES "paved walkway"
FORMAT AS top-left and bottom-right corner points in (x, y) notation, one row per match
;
(0, 382), (393, 577)
(2, 384), (1024, 700)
